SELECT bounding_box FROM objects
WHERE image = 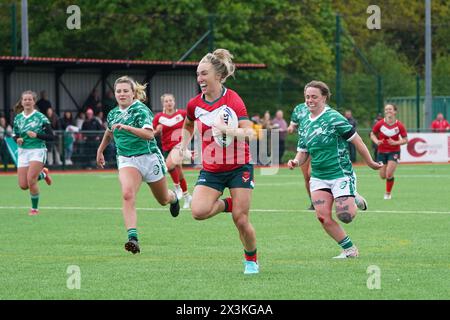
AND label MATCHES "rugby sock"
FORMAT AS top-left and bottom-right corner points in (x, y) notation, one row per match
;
(38, 171), (46, 181)
(169, 168), (180, 184)
(338, 236), (353, 250)
(386, 177), (395, 193)
(222, 197), (233, 212)
(169, 190), (178, 204)
(127, 228), (138, 241)
(244, 249), (258, 262)
(30, 193), (39, 210)
(180, 177), (188, 193)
